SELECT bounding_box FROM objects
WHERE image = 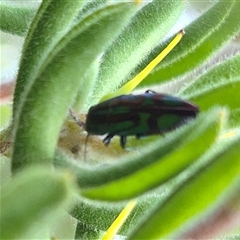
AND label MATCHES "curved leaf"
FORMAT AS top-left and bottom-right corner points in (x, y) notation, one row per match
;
(11, 2), (139, 171)
(175, 177), (240, 239)
(0, 3), (37, 36)
(0, 166), (76, 239)
(128, 132), (240, 239)
(0, 1), (109, 37)
(139, 0), (240, 87)
(191, 81), (240, 110)
(71, 194), (166, 236)
(91, 0), (184, 103)
(180, 53), (240, 112)
(13, 0), (85, 120)
(230, 109), (240, 127)
(181, 53), (240, 96)
(71, 200), (122, 236)
(73, 57), (100, 112)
